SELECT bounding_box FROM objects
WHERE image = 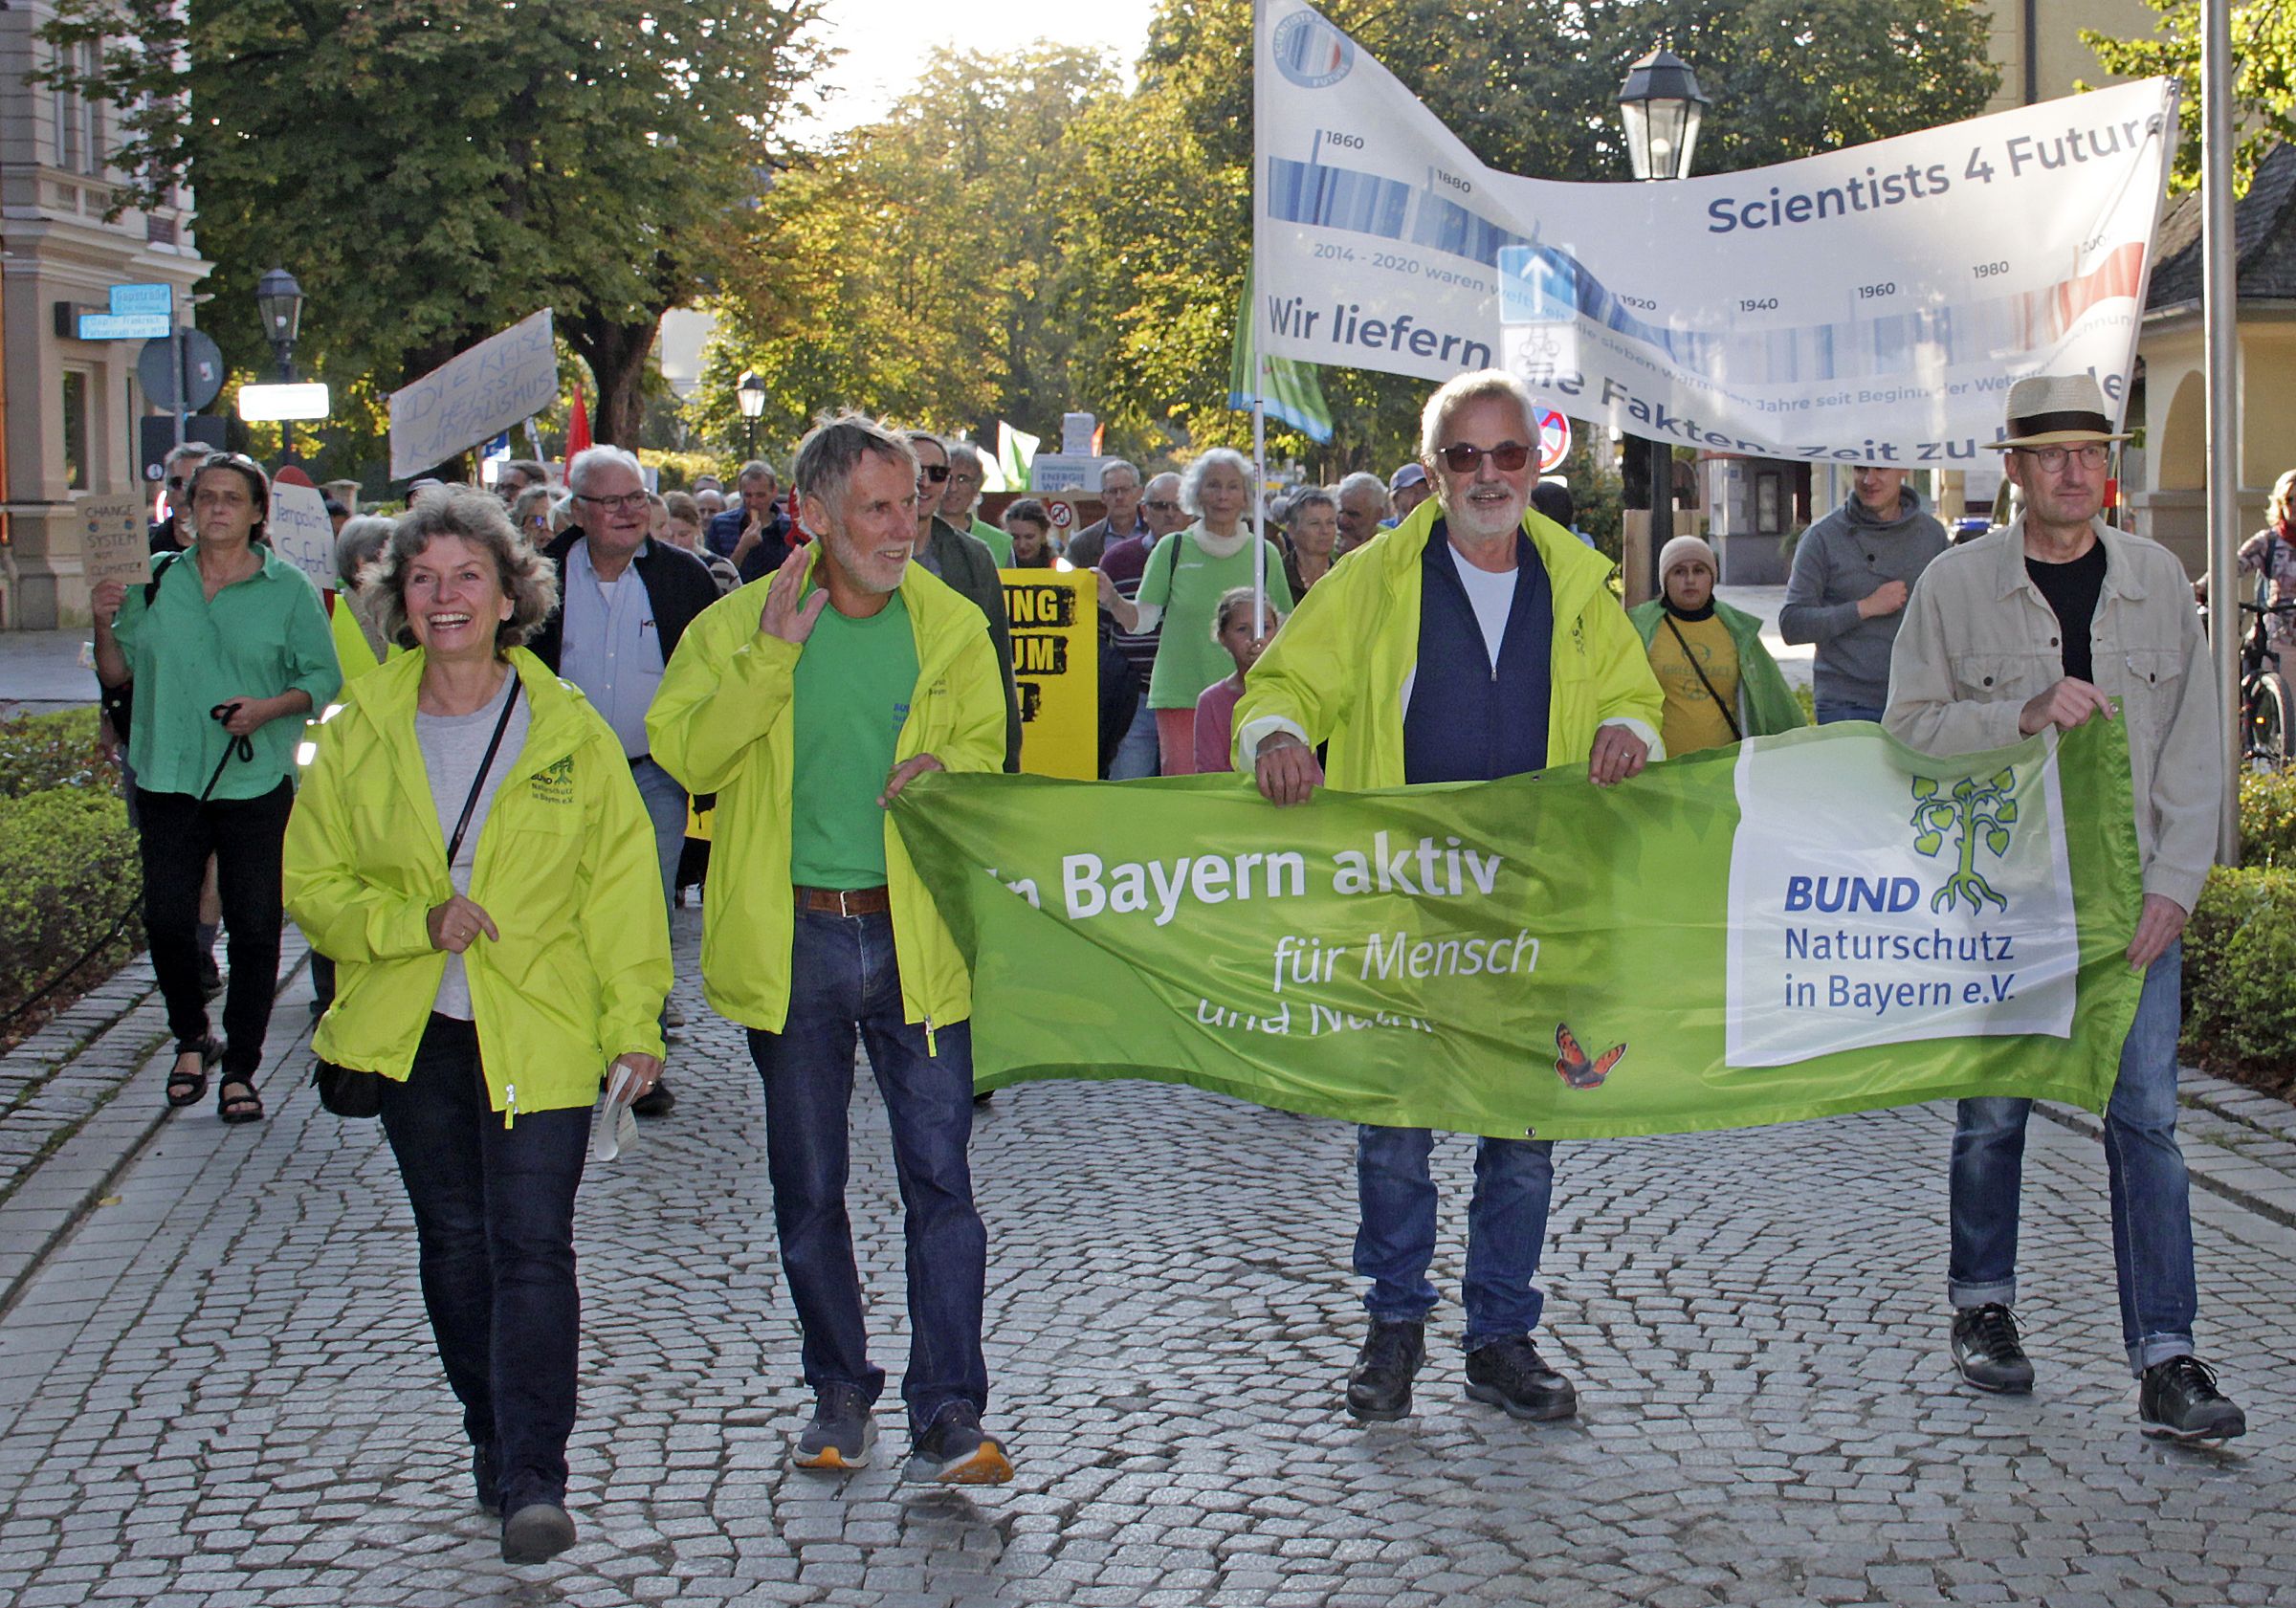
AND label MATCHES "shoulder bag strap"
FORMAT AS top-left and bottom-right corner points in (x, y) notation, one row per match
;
(445, 676), (522, 867)
(1662, 612), (1742, 742)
